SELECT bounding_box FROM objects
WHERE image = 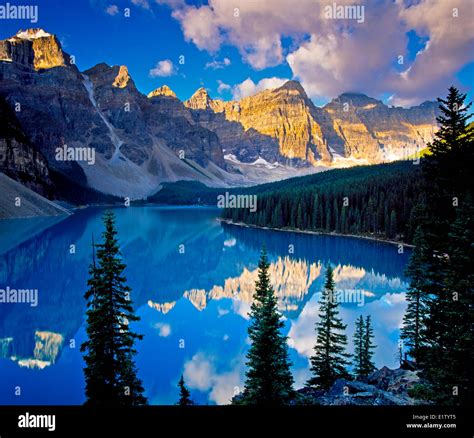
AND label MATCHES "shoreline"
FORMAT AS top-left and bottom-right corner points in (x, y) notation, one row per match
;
(217, 218), (415, 248)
